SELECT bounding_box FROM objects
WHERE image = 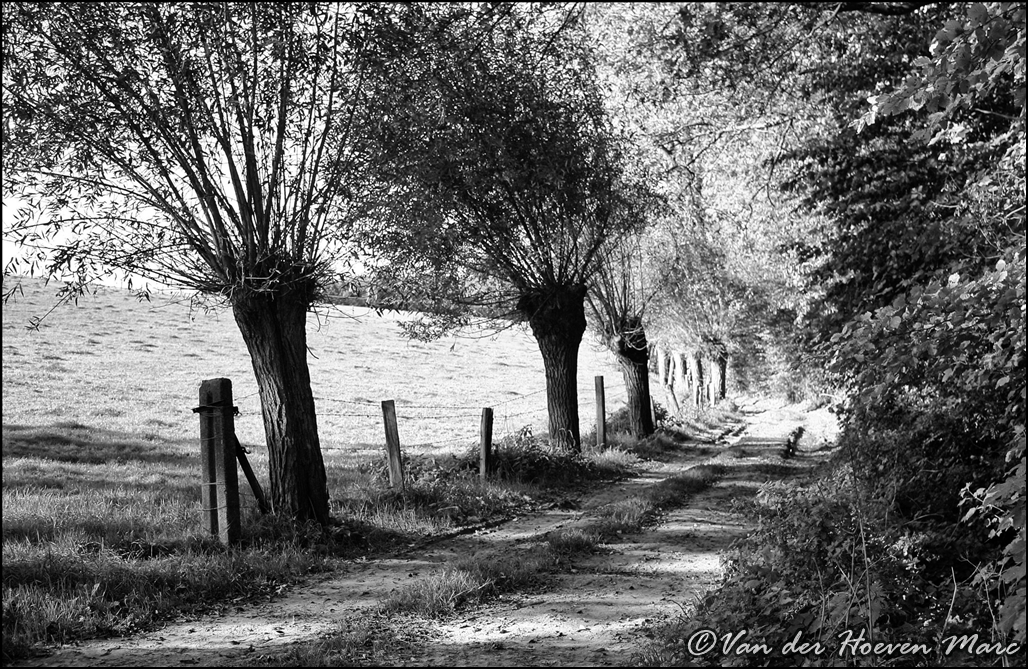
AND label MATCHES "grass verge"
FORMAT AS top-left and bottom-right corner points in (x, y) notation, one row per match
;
(591, 464), (728, 539)
(1, 428), (641, 662)
(2, 508), (326, 663)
